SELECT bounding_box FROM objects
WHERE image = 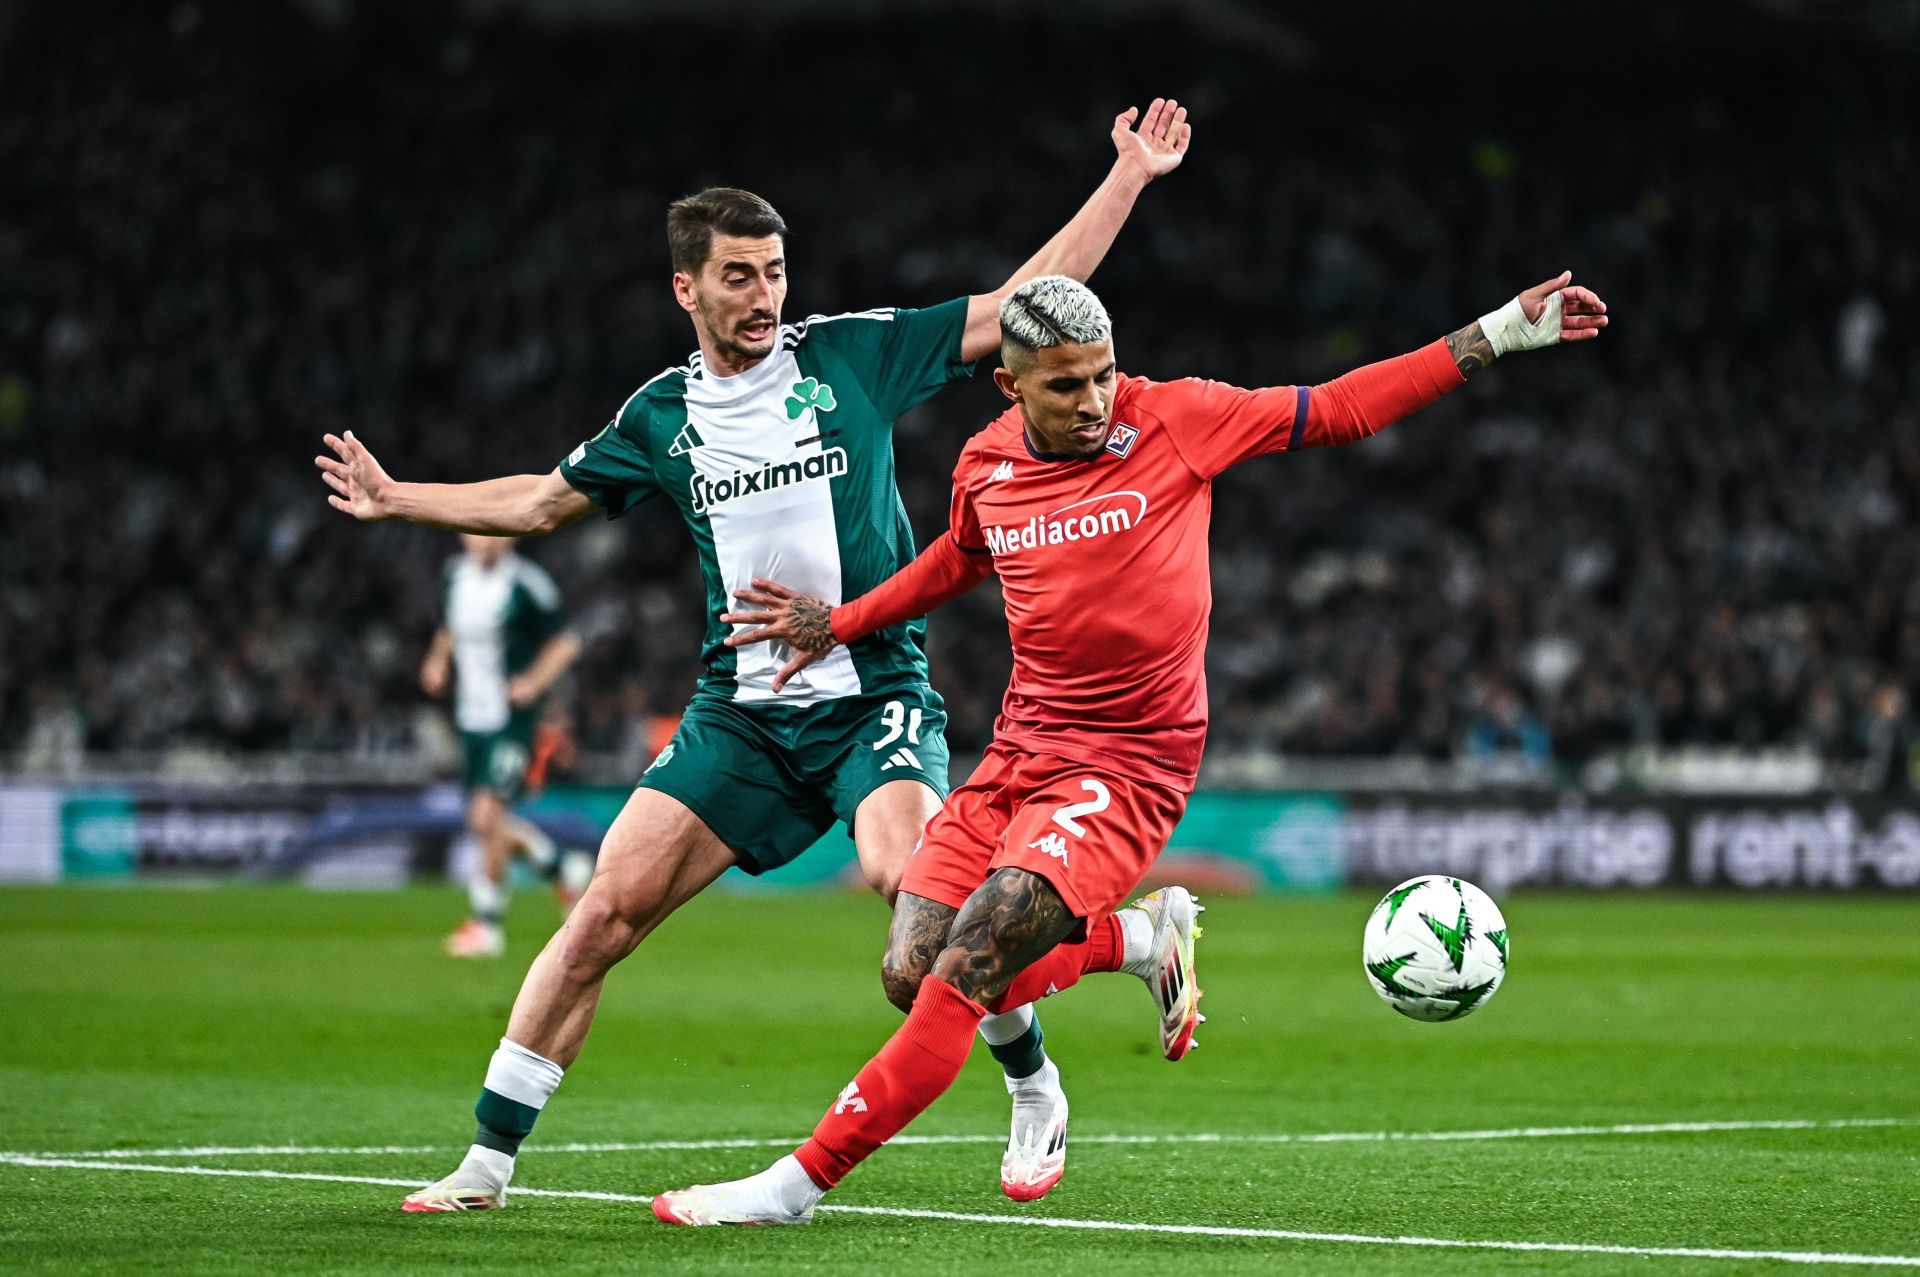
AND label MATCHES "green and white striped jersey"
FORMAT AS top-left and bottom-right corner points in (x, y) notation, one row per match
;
(442, 552), (568, 733)
(559, 297), (973, 706)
